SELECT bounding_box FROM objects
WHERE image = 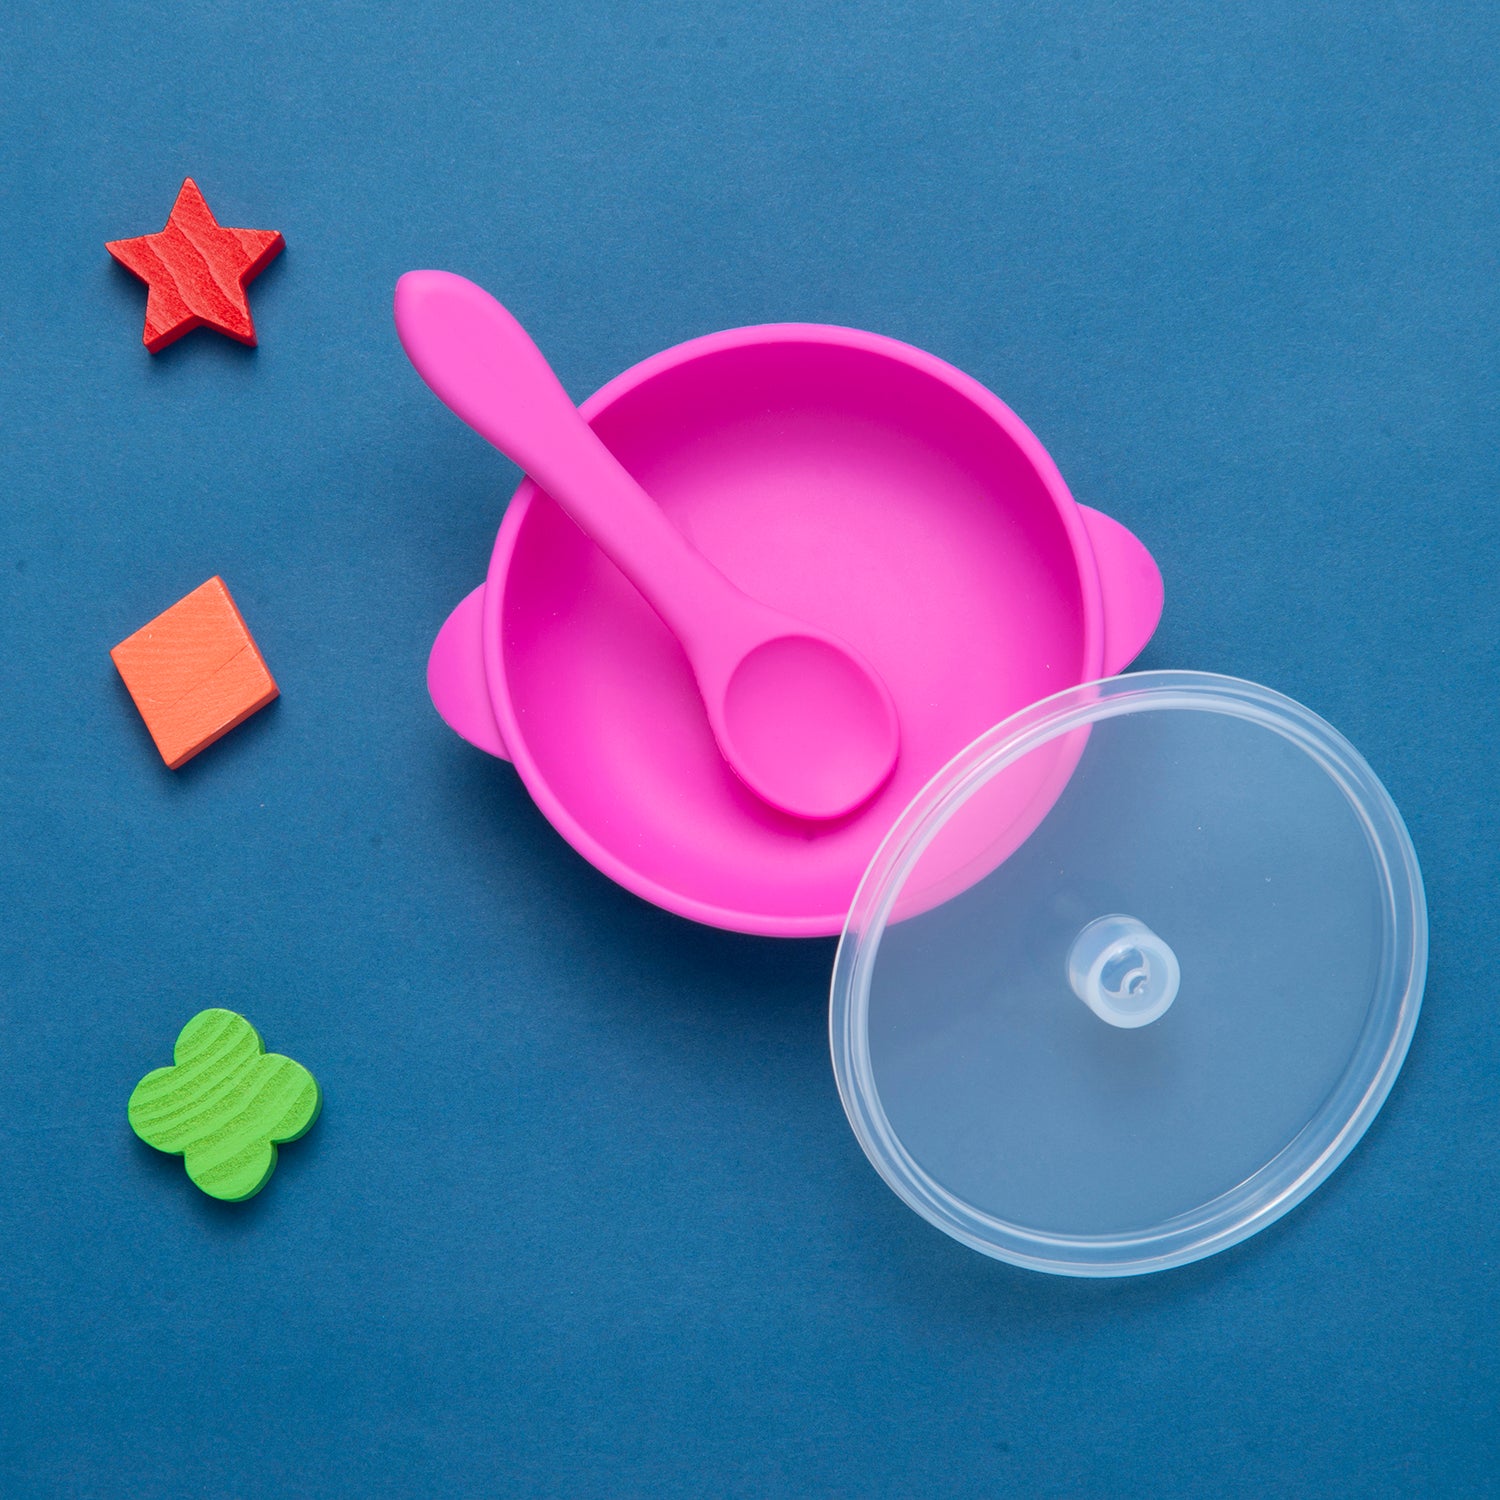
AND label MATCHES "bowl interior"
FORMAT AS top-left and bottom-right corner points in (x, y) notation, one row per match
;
(495, 332), (1091, 934)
